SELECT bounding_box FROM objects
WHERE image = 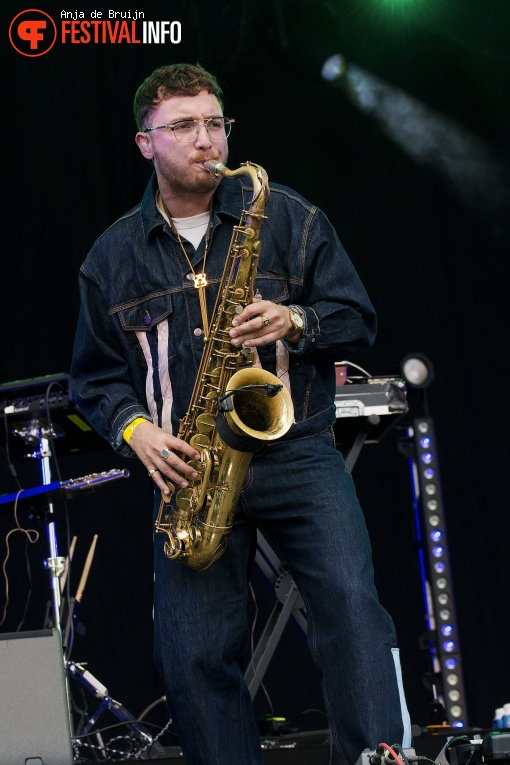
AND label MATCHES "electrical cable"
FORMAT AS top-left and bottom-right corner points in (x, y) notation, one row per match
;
(138, 695), (167, 721)
(72, 717), (174, 761)
(15, 535), (33, 631)
(248, 581), (275, 722)
(393, 742), (412, 765)
(2, 409), (23, 491)
(338, 360), (372, 379)
(0, 490), (39, 627)
(378, 742), (407, 765)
